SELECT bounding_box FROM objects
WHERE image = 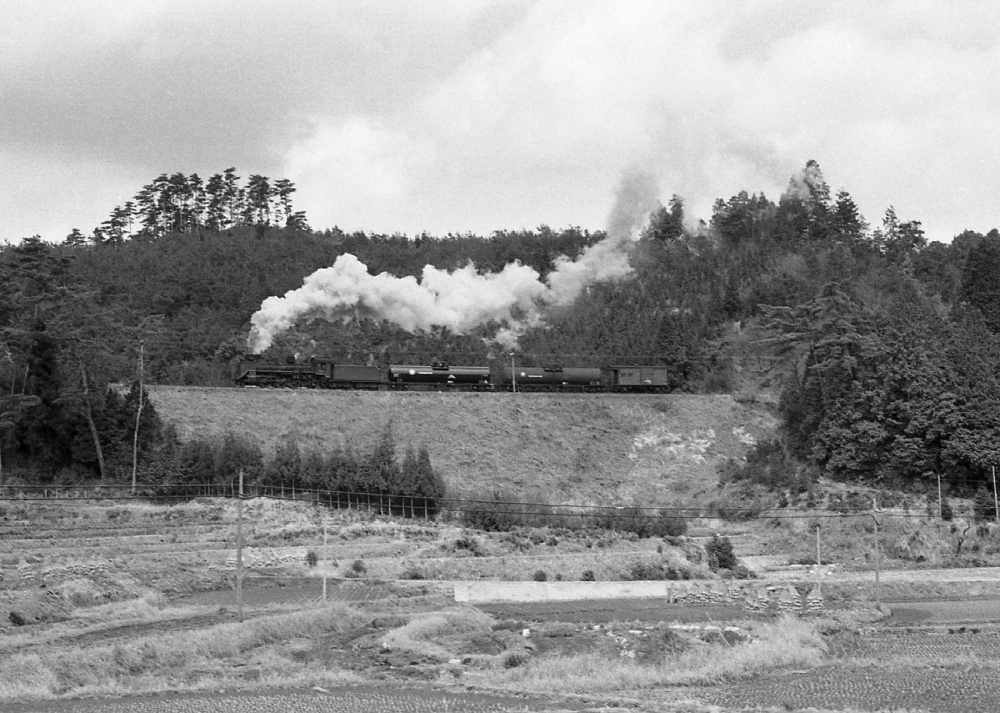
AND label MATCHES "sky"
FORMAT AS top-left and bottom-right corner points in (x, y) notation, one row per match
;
(2, 0), (999, 245)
